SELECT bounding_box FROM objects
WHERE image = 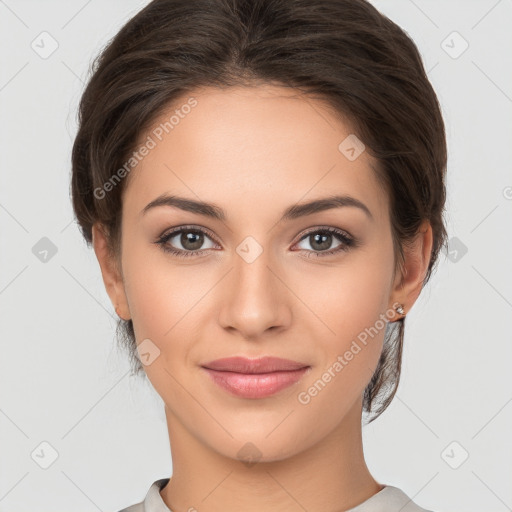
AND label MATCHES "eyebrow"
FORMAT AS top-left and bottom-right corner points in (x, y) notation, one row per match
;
(141, 193), (373, 222)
